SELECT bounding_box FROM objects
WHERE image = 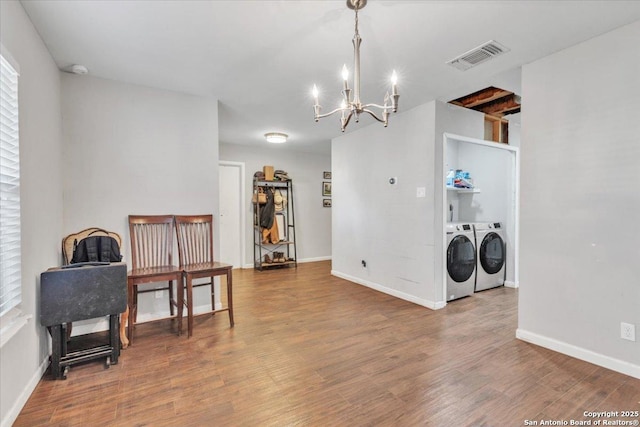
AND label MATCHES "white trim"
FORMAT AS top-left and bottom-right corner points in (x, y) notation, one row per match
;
(513, 139), (521, 287)
(76, 257), (303, 333)
(0, 308), (31, 348)
(516, 328), (640, 380)
(0, 355), (48, 427)
(70, 317), (111, 336)
(298, 256), (331, 264)
(504, 280), (519, 288)
(219, 161), (246, 269)
(242, 255), (332, 270)
(73, 312), (190, 335)
(331, 270), (445, 310)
